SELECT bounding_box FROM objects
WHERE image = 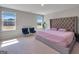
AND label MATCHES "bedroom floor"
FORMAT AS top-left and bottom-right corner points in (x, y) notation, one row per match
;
(71, 42), (79, 54)
(0, 36), (79, 54)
